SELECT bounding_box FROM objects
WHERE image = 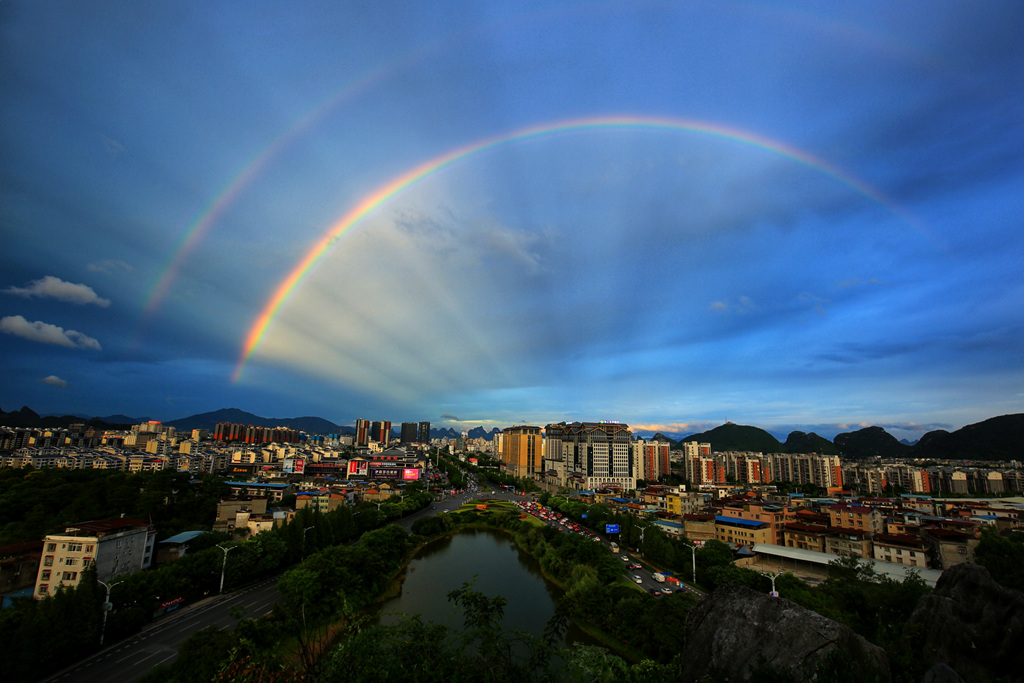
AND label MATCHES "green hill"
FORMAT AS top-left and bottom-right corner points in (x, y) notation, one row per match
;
(682, 422), (783, 453)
